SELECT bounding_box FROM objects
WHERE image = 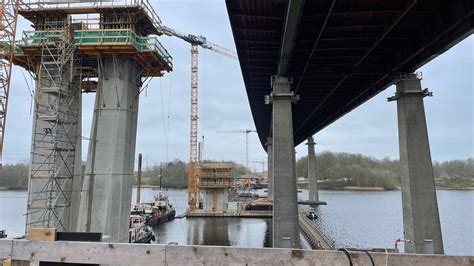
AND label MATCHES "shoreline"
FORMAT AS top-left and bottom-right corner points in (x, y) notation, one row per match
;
(1, 186), (473, 192)
(0, 187), (27, 191)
